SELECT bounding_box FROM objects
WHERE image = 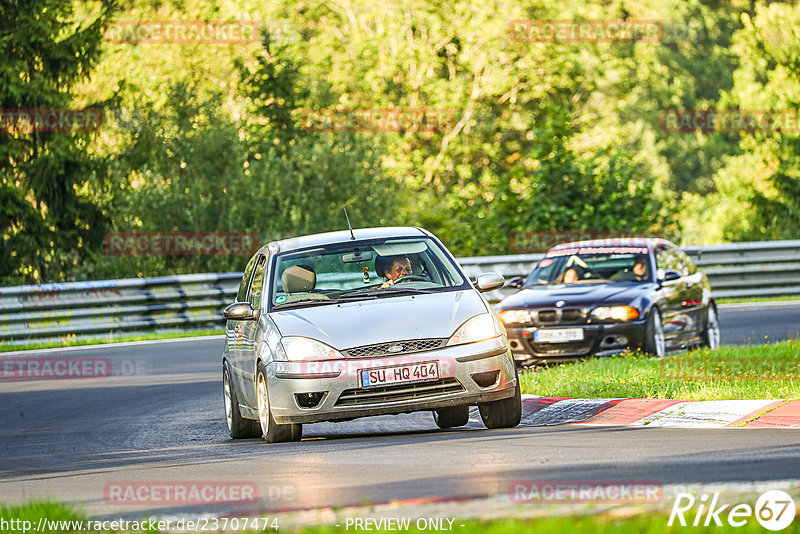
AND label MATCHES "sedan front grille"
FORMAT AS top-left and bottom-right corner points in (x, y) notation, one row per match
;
(335, 378), (464, 407)
(527, 338), (593, 356)
(534, 308), (586, 325)
(343, 338), (447, 358)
